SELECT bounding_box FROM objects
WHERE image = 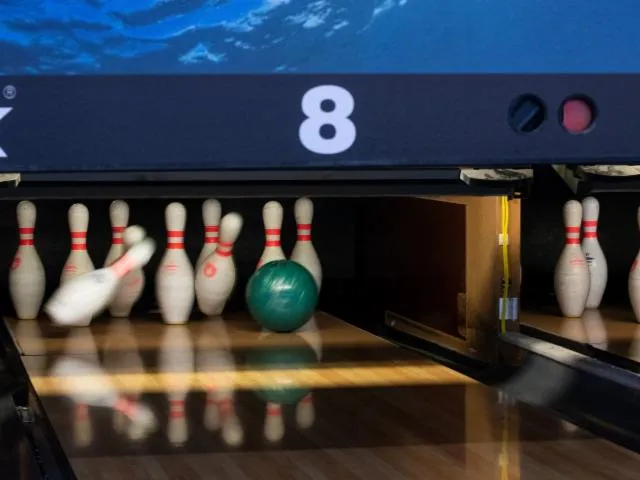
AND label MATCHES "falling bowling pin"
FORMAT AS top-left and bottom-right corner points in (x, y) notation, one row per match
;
(156, 202), (194, 325)
(554, 200), (590, 318)
(290, 197), (322, 292)
(257, 201), (285, 269)
(9, 201), (46, 320)
(581, 196), (607, 308)
(628, 207), (640, 323)
(196, 199), (222, 272)
(195, 212), (243, 316)
(60, 203), (95, 326)
(46, 236), (156, 327)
